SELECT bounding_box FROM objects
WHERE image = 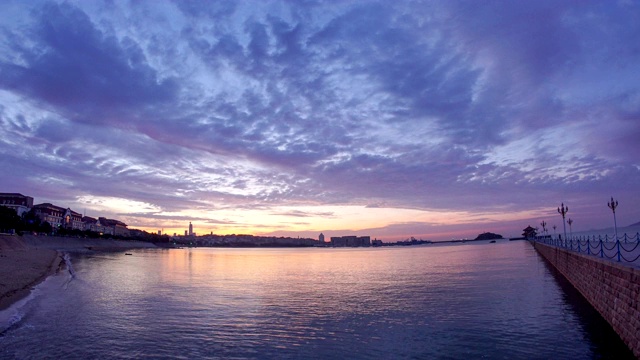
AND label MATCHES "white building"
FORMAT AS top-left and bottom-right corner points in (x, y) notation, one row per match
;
(0, 193), (34, 216)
